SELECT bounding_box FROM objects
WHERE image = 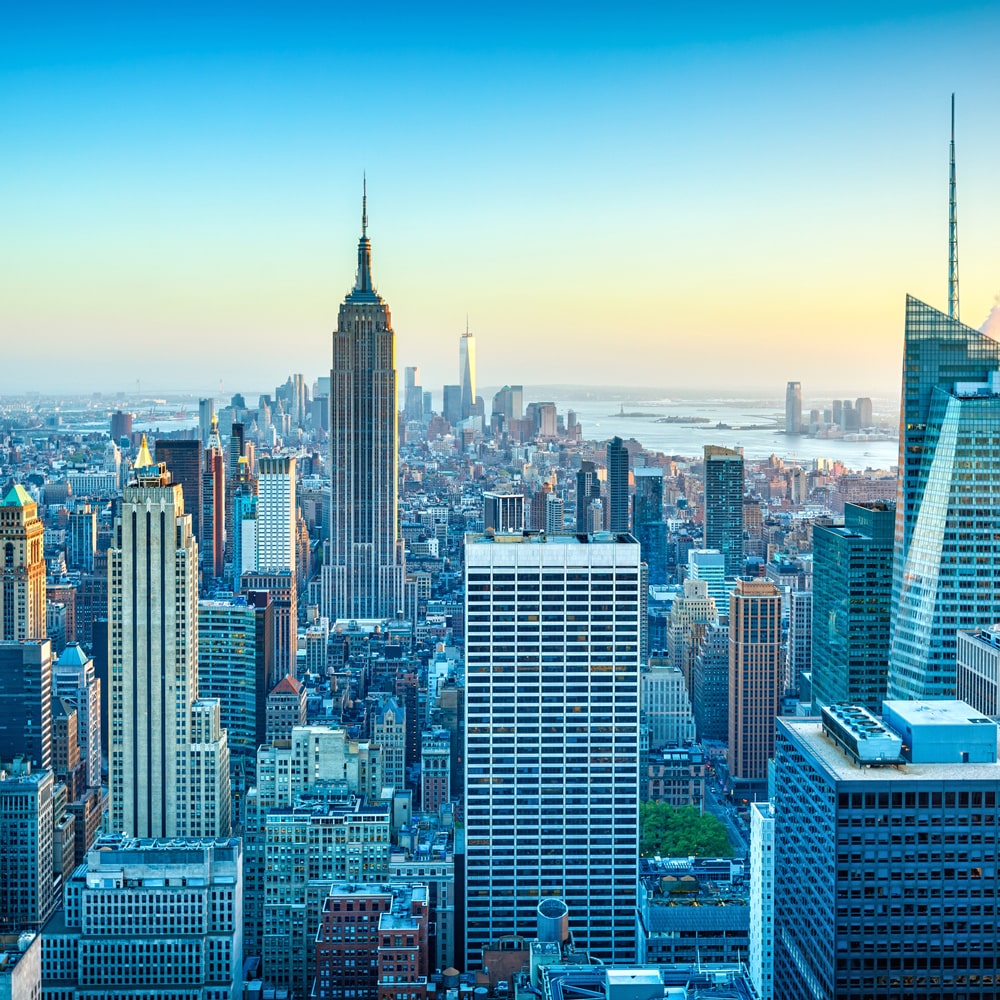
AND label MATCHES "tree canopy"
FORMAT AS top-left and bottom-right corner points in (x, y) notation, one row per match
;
(640, 801), (732, 858)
